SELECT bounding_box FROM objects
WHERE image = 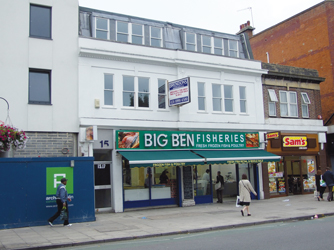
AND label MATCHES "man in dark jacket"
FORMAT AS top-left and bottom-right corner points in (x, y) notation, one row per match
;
(322, 167), (334, 201)
(216, 171), (225, 203)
